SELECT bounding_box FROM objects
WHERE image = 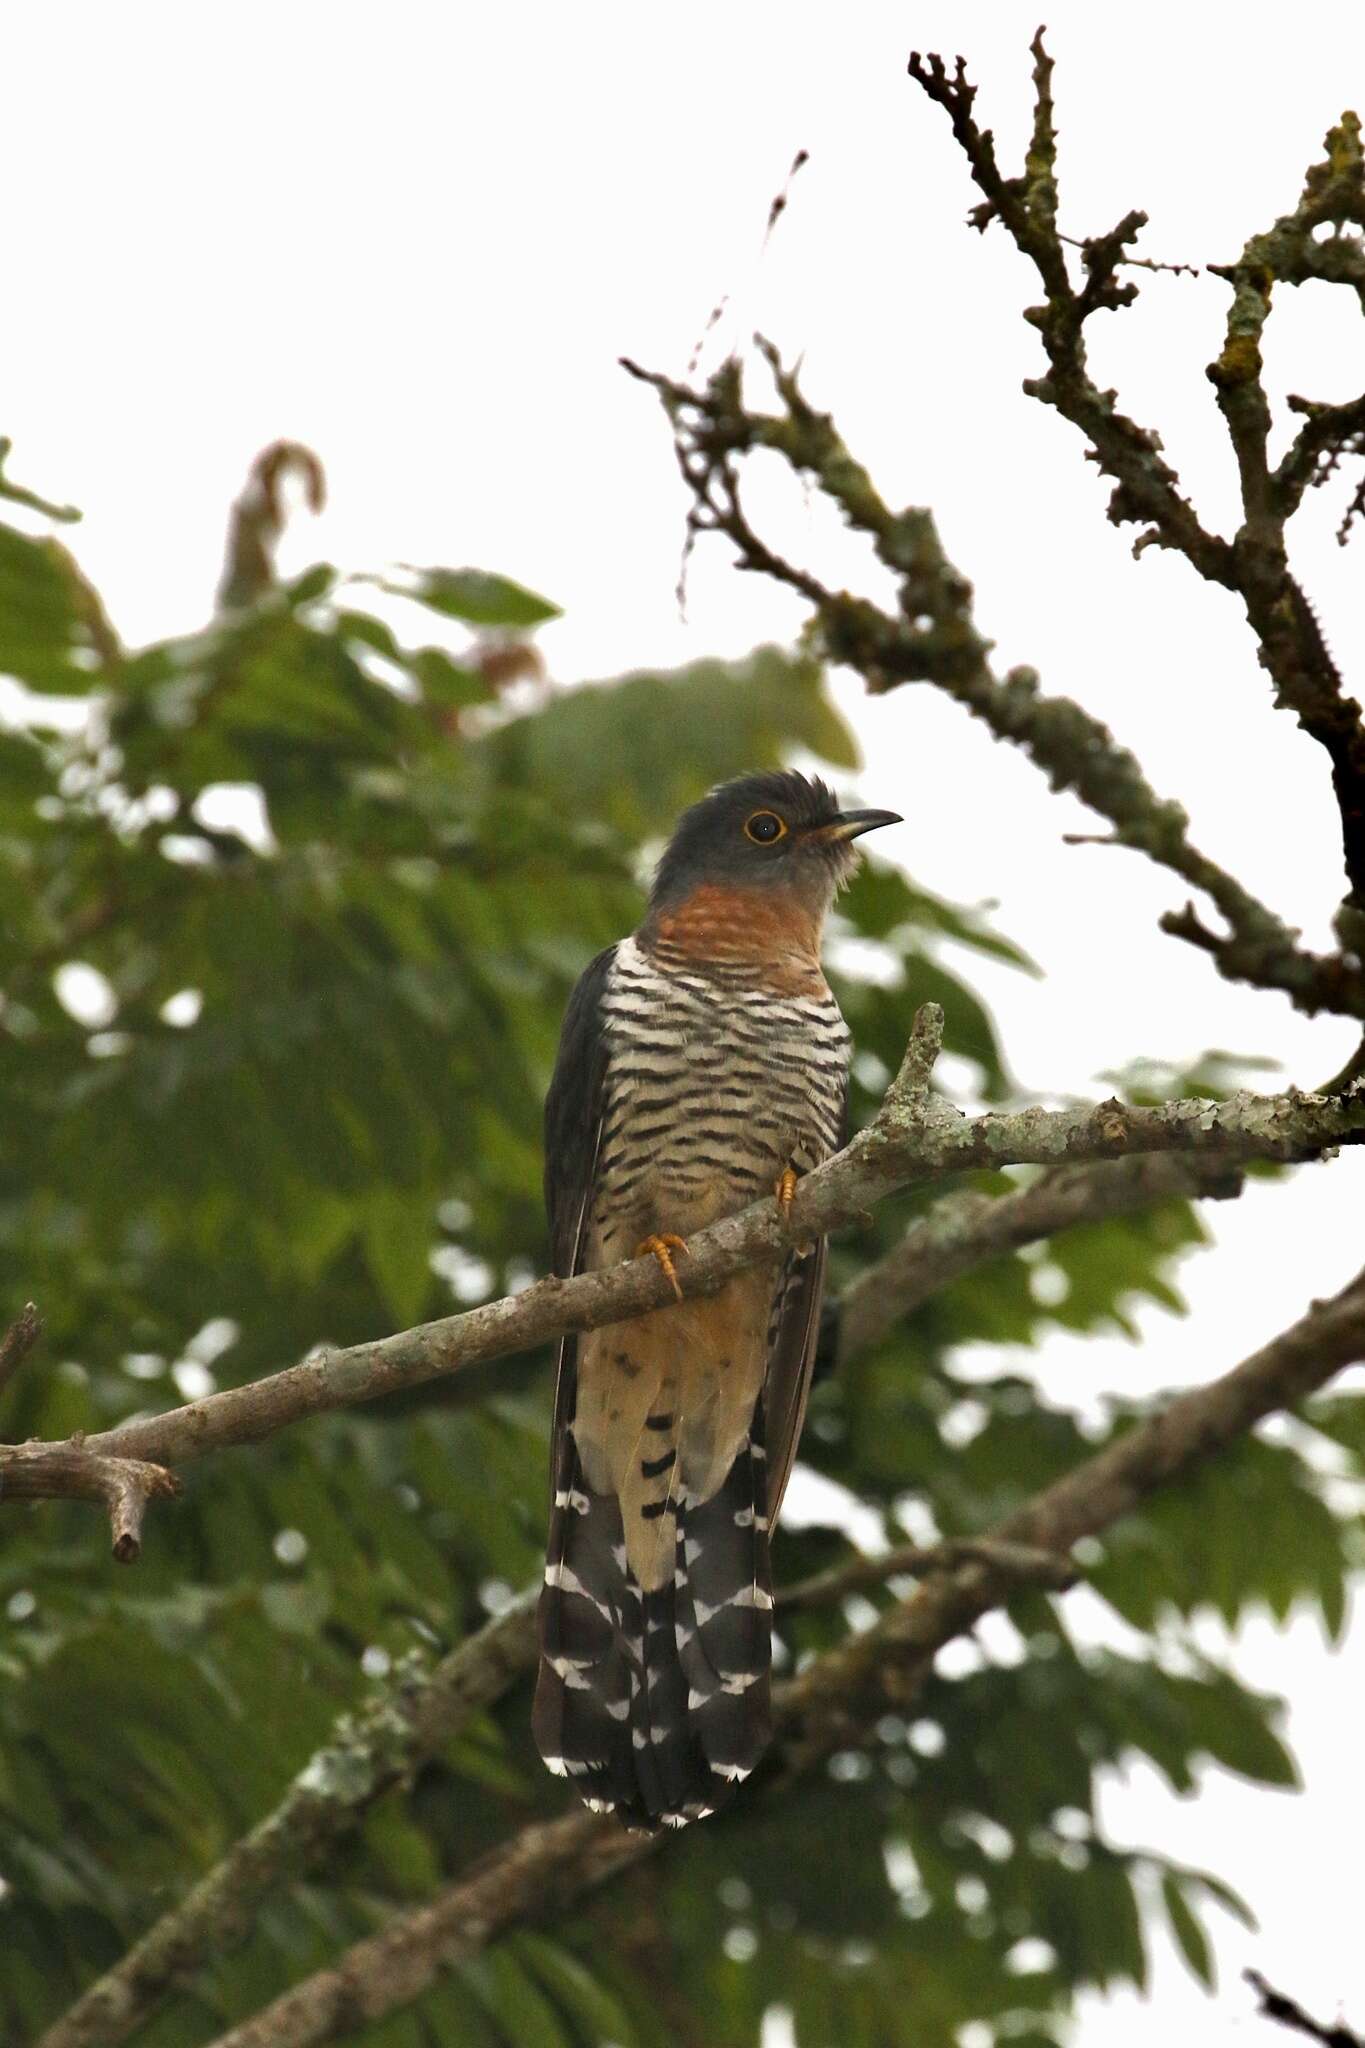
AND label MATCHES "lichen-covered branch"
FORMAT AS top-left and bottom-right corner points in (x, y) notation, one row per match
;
(623, 348), (1365, 1021)
(906, 37), (1235, 586)
(29, 1591), (541, 2048)
(908, 35), (1365, 924)
(33, 1526), (1074, 2048)
(183, 1263), (1365, 2048)
(7, 1016), (1363, 1534)
(836, 1150), (1245, 1362)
